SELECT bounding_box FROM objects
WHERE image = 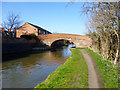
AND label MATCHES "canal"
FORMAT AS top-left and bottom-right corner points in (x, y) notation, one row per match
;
(2, 45), (72, 88)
